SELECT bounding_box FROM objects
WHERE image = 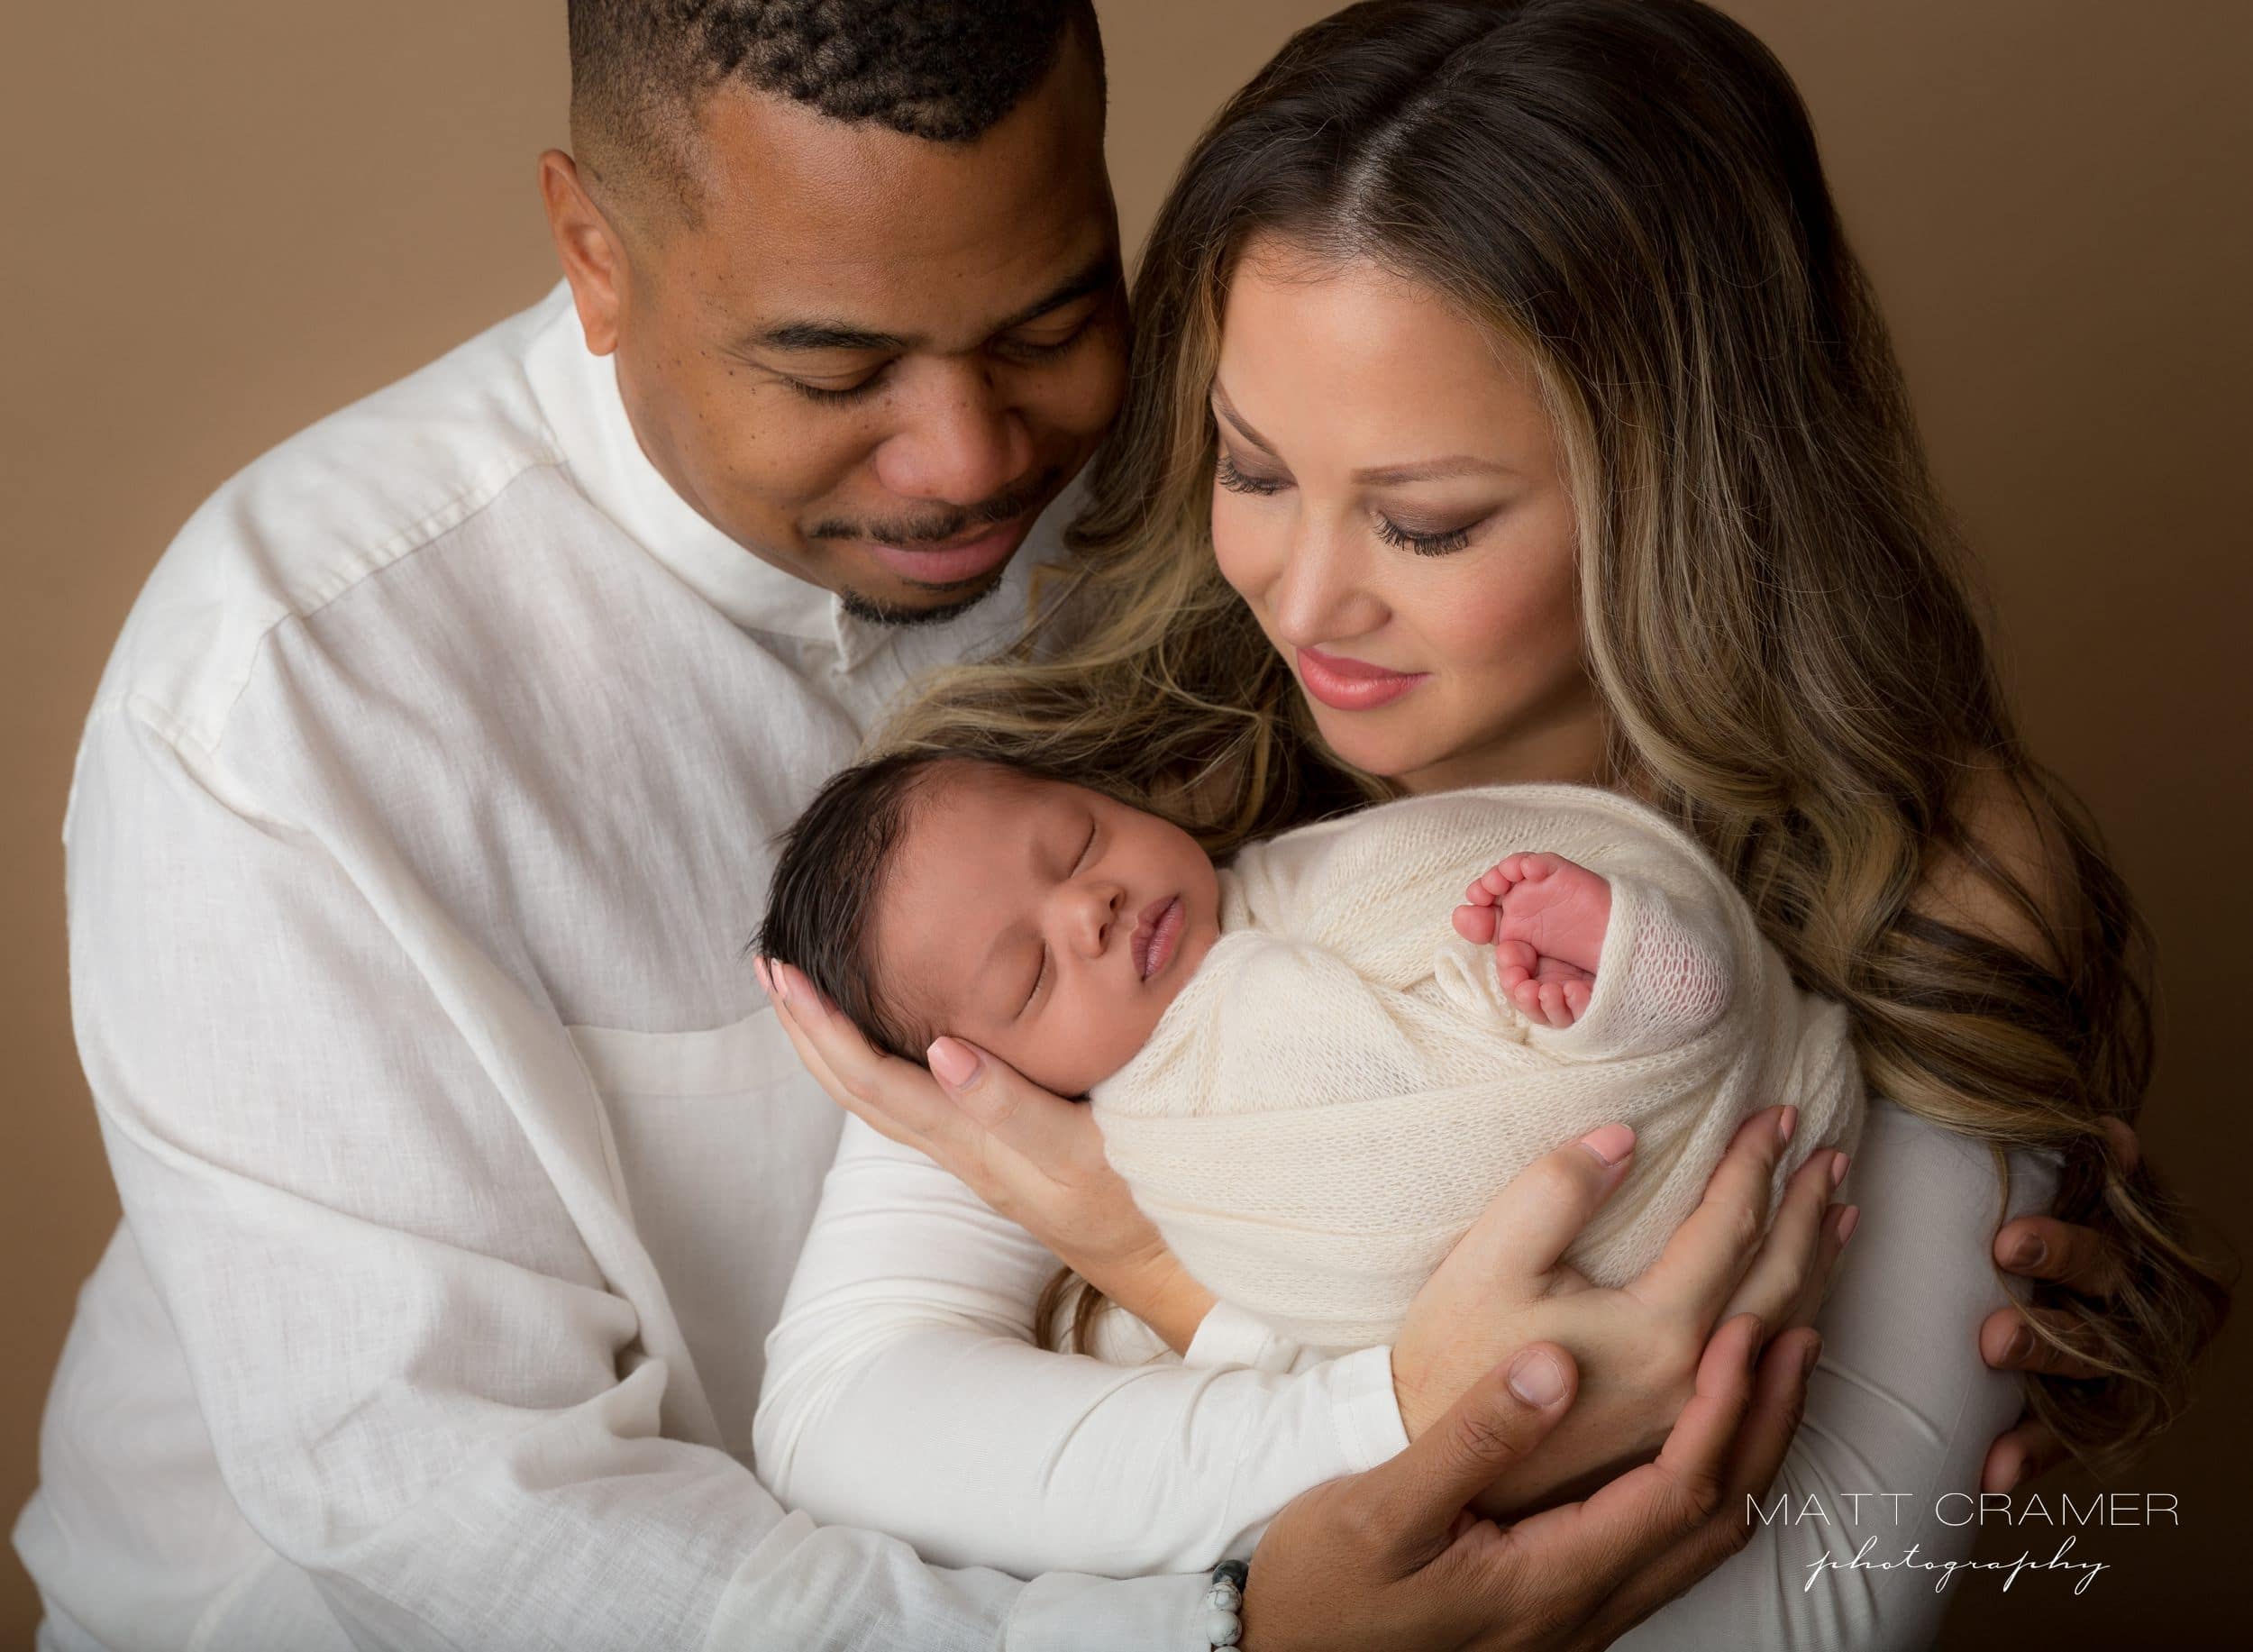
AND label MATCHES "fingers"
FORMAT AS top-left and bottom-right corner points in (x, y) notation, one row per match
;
(1719, 1147), (1852, 1332)
(926, 1035), (1100, 1177)
(1509, 1314), (1768, 1586)
(1634, 1106), (1793, 1325)
(1582, 1324), (1820, 1644)
(1356, 1345), (1580, 1558)
(1992, 1214), (2125, 1299)
(1978, 1304), (2115, 1379)
(1455, 1125), (1637, 1282)
(1981, 1416), (2068, 1495)
(760, 959), (970, 1155)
